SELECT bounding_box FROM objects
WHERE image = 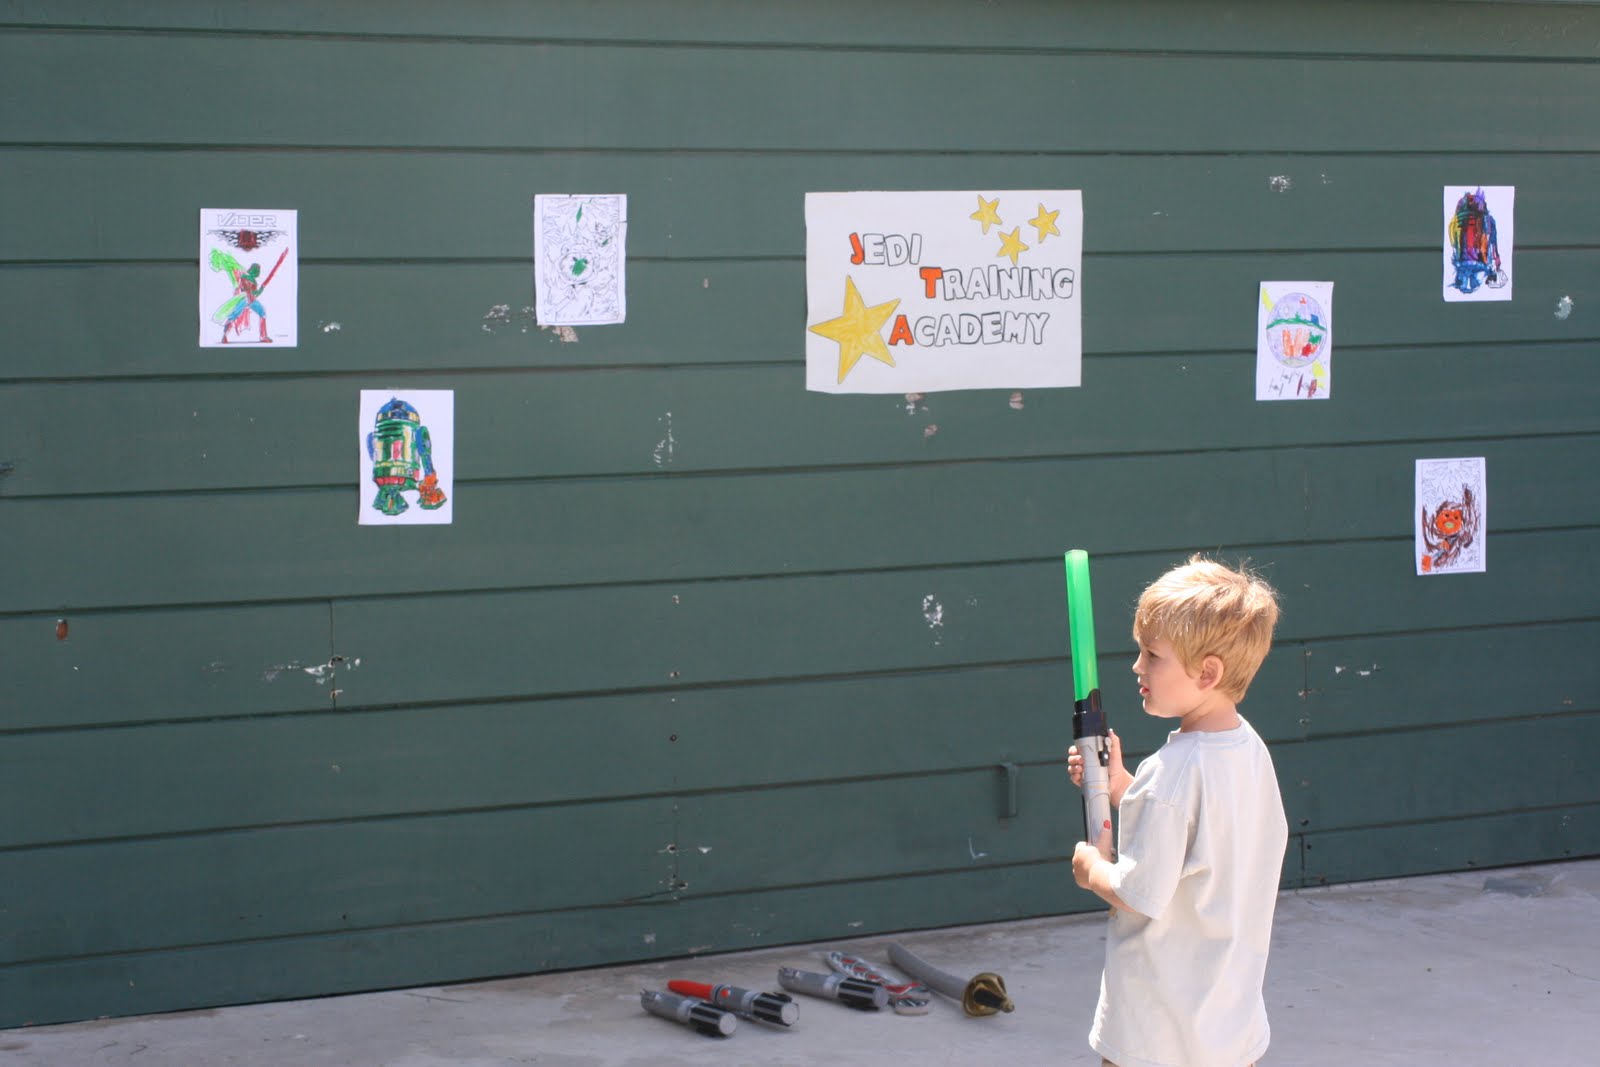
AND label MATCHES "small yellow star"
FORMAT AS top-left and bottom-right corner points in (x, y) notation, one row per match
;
(809, 276), (901, 384)
(996, 227), (1029, 266)
(970, 195), (1003, 234)
(1029, 203), (1060, 243)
